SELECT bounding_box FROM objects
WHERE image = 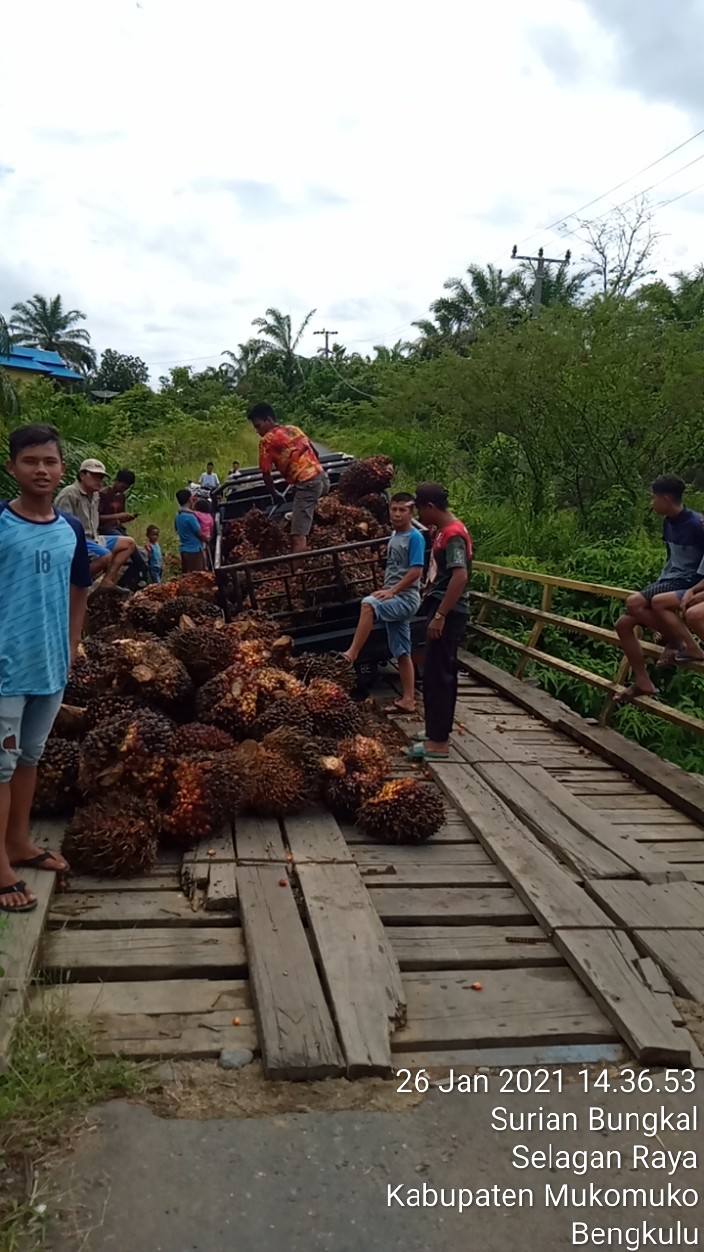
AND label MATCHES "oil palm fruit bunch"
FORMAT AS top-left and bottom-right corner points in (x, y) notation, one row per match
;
(163, 752), (242, 842)
(63, 649), (112, 706)
(261, 727), (328, 788)
(125, 591), (163, 634)
(62, 793), (160, 877)
(338, 456), (394, 502)
(356, 779), (444, 844)
(136, 581), (179, 602)
(356, 493), (390, 524)
(251, 695), (314, 739)
(85, 585), (128, 635)
(338, 735), (390, 782)
(153, 595), (222, 637)
(117, 708), (177, 797)
(170, 723), (235, 757)
(304, 679), (363, 738)
(176, 571), (218, 601)
(228, 611), (281, 645)
(292, 651), (356, 693)
(322, 770), (380, 821)
(84, 692), (144, 731)
(242, 508), (289, 558)
(33, 738), (80, 816)
(234, 739), (307, 817)
(110, 638), (194, 715)
(167, 619), (239, 686)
